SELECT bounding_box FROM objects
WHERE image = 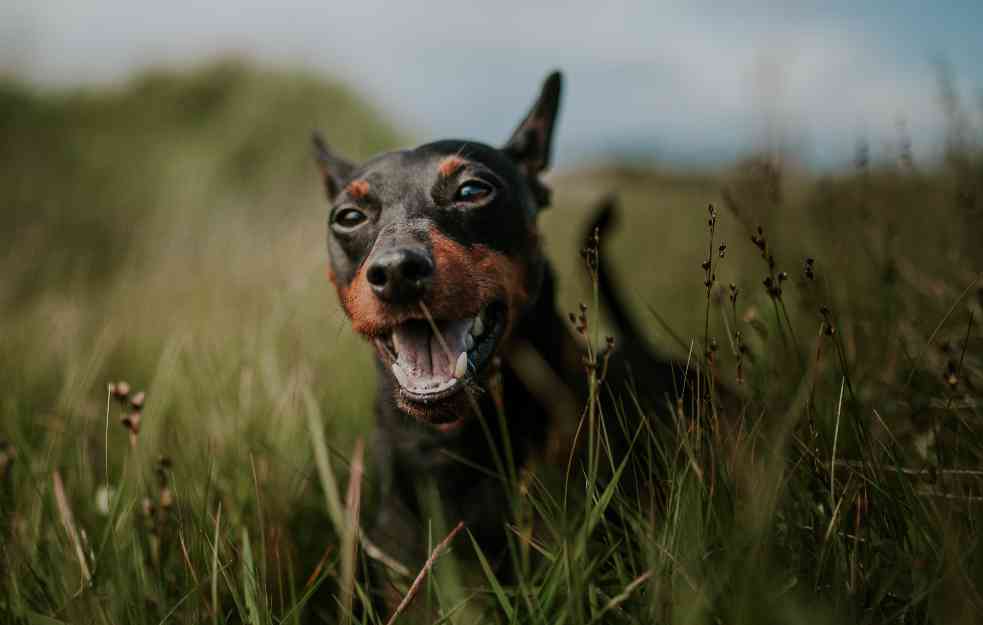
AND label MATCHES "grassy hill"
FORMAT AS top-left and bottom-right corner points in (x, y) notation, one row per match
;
(0, 60), (399, 298)
(1, 62), (981, 624)
(0, 59), (402, 444)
